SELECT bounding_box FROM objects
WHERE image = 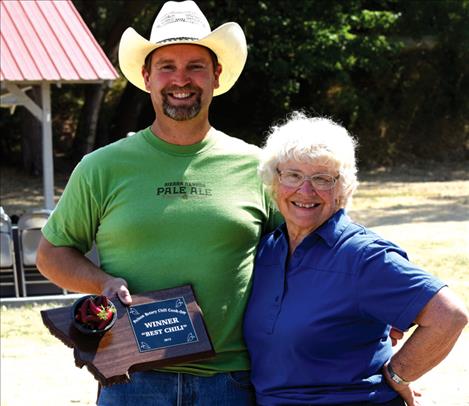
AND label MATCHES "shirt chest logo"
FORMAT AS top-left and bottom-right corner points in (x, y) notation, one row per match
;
(156, 181), (212, 199)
